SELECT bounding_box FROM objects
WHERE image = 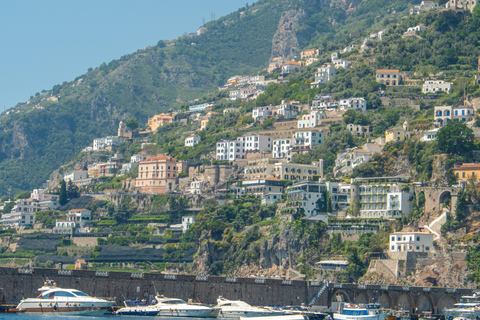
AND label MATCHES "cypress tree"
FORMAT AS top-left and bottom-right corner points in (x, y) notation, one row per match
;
(59, 180), (67, 205)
